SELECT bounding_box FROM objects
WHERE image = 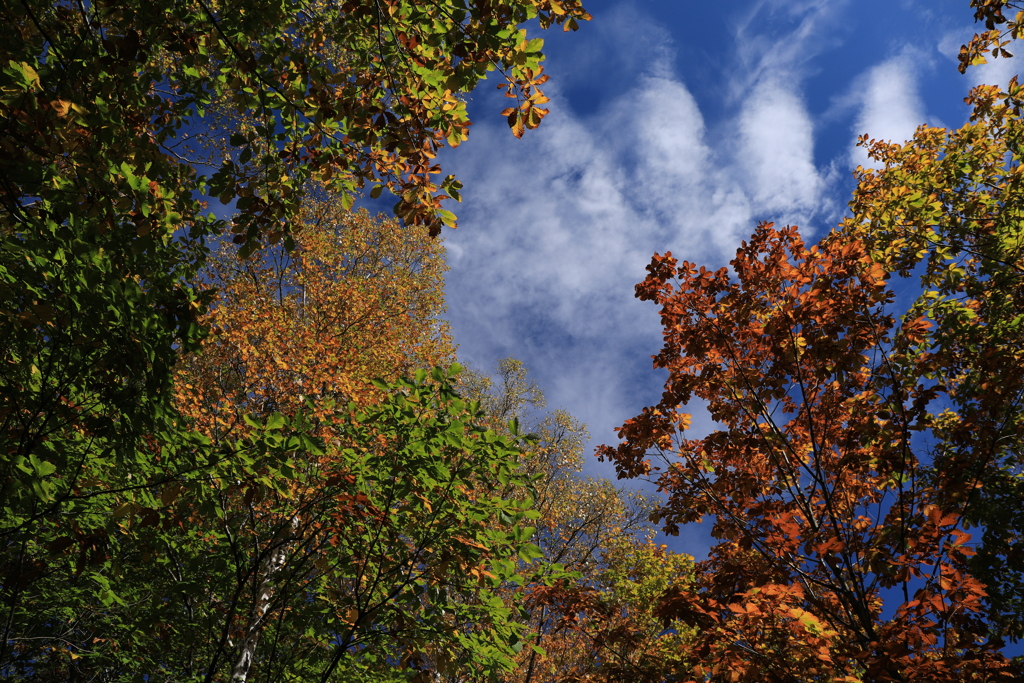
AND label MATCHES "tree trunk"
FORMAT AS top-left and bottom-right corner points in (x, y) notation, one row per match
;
(230, 517), (297, 683)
